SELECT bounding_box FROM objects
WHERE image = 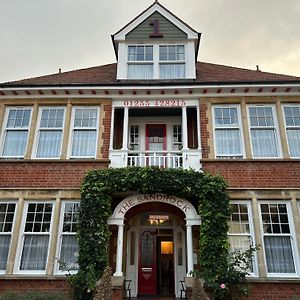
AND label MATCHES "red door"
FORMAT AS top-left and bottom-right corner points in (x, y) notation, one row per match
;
(138, 230), (156, 295)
